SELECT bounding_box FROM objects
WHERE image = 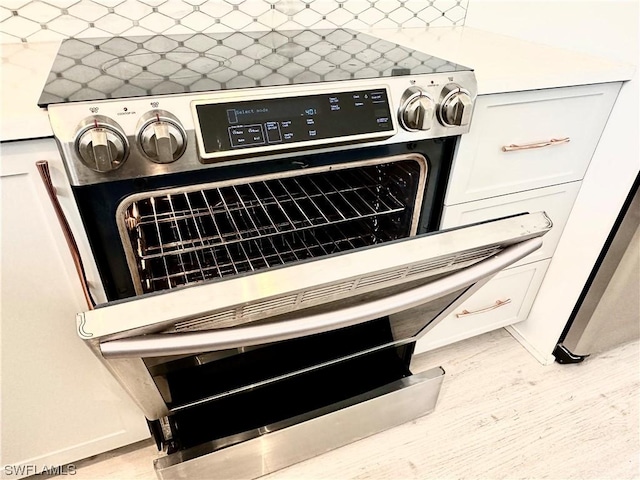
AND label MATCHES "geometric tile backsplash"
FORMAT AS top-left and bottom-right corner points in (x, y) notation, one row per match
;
(0, 0), (468, 44)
